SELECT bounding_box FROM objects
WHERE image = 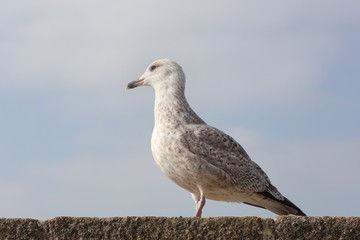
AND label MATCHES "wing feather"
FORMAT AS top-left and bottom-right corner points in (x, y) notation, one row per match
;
(182, 124), (272, 193)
